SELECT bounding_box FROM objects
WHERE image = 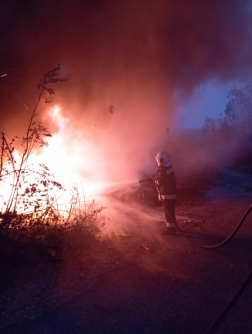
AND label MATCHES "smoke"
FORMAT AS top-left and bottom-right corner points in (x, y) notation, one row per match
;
(97, 182), (171, 242)
(1, 0), (252, 199)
